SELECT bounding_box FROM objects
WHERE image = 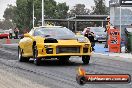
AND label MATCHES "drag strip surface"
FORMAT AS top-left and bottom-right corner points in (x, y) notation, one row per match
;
(0, 48), (132, 88)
